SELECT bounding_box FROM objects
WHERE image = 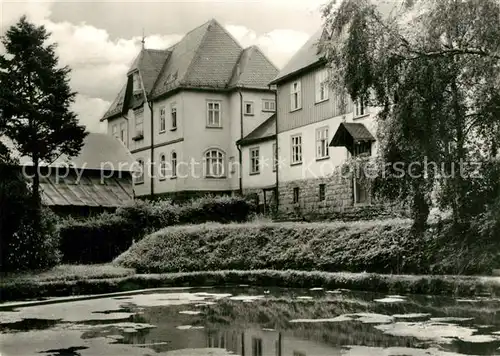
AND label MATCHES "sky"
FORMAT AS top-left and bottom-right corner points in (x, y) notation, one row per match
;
(0, 0), (332, 133)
